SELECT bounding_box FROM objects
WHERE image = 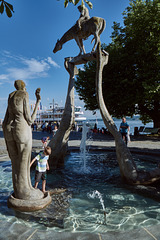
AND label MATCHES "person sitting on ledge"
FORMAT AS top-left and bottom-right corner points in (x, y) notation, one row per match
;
(30, 146), (51, 193)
